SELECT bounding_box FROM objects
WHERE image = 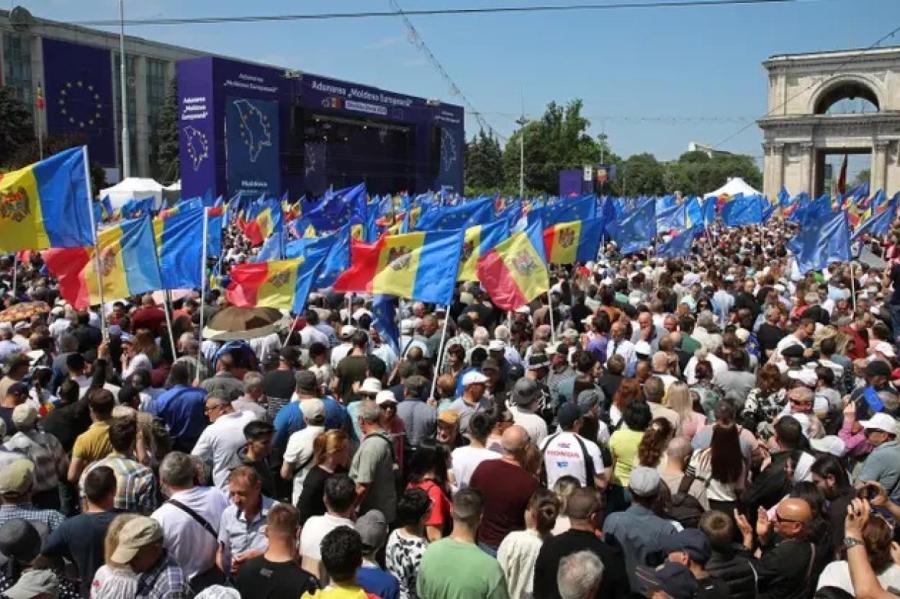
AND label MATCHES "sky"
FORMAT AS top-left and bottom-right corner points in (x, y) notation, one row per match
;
(15, 0), (900, 176)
